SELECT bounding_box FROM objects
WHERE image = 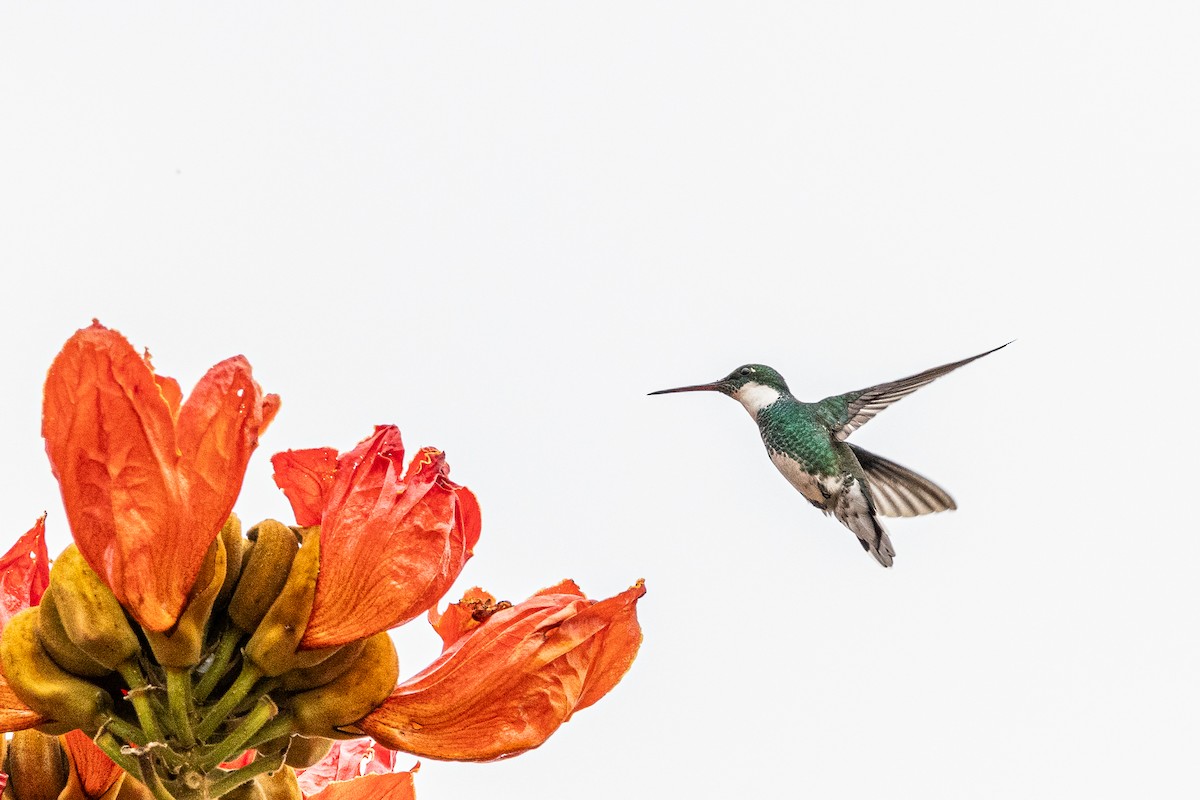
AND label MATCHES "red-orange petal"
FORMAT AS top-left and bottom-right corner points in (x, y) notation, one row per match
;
(61, 729), (124, 798)
(175, 355), (274, 583)
(0, 517), (50, 633)
(43, 324), (182, 630)
(42, 323), (274, 632)
(360, 581), (646, 762)
(298, 429), (478, 649)
(560, 580), (645, 712)
(272, 447), (340, 527)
